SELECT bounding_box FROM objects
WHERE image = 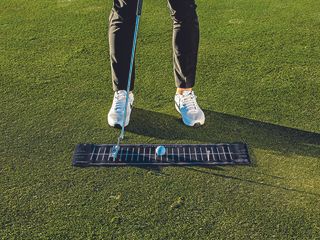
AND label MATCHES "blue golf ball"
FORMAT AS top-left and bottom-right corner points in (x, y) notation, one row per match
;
(156, 146), (166, 156)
